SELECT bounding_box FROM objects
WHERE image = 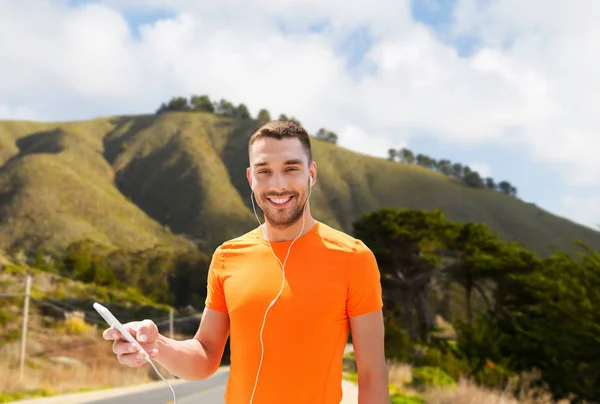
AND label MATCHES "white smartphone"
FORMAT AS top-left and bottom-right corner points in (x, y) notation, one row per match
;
(93, 302), (149, 361)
